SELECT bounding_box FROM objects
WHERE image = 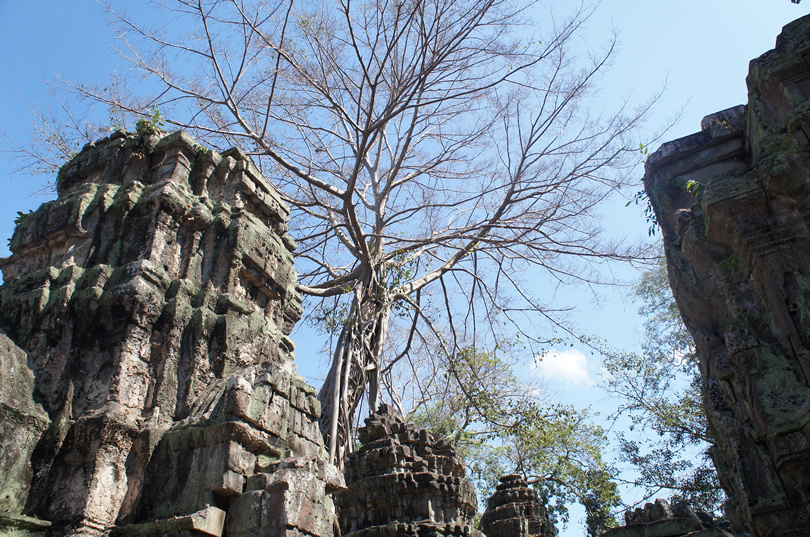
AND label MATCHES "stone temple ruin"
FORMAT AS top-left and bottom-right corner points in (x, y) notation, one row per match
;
(338, 405), (481, 537)
(603, 499), (734, 537)
(0, 129), (336, 537)
(0, 128), (554, 537)
(642, 12), (810, 537)
(1, 12), (810, 537)
(480, 475), (556, 537)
